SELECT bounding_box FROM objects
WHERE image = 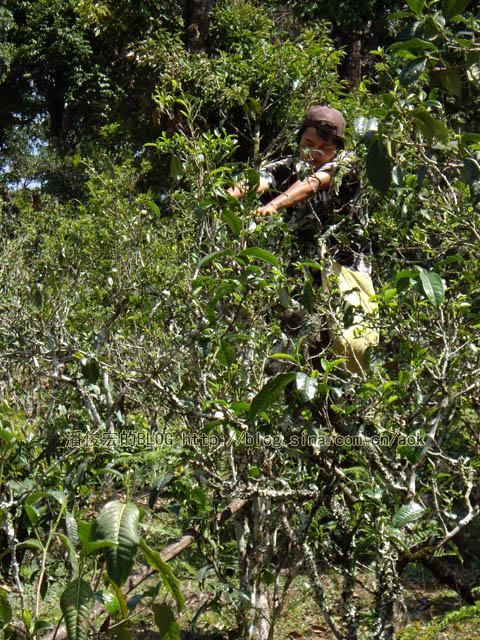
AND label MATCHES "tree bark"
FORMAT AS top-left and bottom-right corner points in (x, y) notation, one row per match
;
(183, 0), (212, 52)
(372, 541), (399, 640)
(346, 39), (362, 89)
(234, 497), (272, 640)
(420, 554), (475, 604)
